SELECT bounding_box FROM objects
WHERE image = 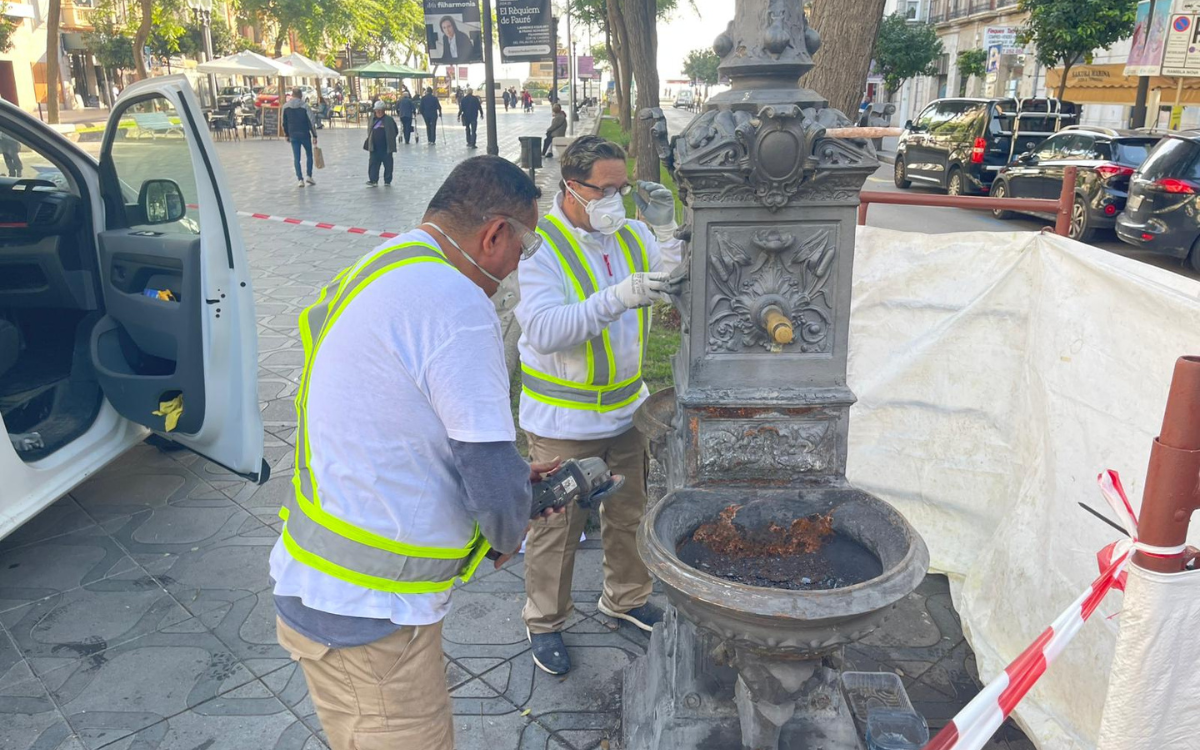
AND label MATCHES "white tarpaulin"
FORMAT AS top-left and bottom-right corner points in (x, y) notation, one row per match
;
(846, 227), (1200, 748)
(1096, 564), (1200, 749)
